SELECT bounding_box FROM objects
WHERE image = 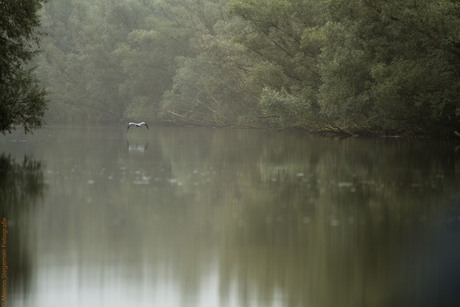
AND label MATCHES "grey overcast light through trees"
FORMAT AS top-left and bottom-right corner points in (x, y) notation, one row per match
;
(2, 0), (460, 136)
